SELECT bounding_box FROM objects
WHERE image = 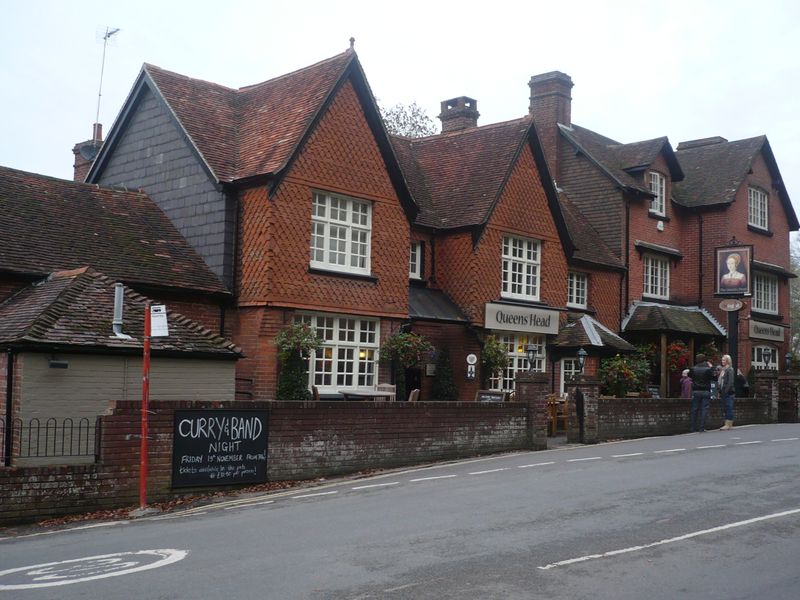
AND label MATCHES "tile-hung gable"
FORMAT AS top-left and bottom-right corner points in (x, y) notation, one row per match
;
(393, 115), (578, 395)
